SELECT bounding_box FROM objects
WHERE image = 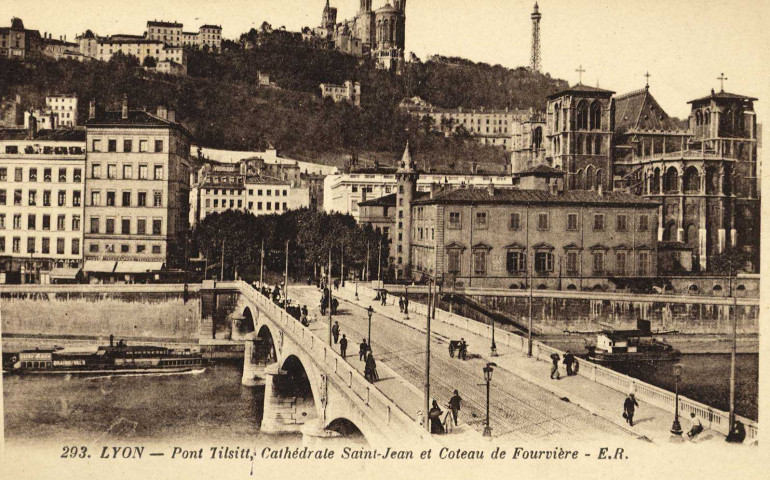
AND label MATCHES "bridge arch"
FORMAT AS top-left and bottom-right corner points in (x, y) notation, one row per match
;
(325, 417), (367, 442)
(239, 306), (257, 335)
